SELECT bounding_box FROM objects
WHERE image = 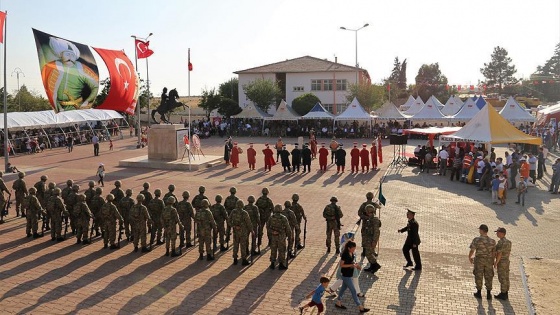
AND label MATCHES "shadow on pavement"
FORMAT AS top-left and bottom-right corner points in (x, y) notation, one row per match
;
(386, 270), (421, 315)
